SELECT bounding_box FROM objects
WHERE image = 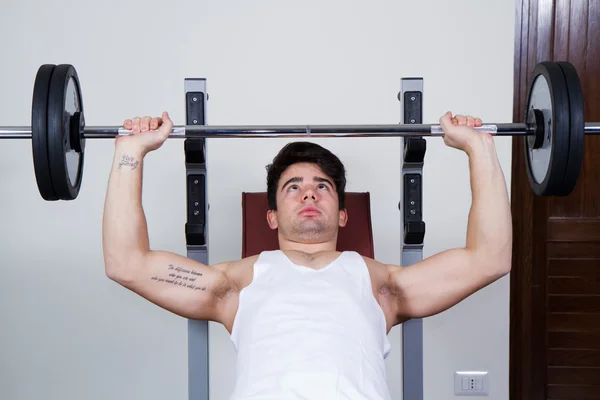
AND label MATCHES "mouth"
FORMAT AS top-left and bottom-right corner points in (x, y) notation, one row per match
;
(298, 206), (321, 217)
